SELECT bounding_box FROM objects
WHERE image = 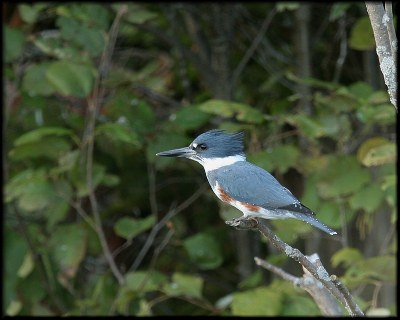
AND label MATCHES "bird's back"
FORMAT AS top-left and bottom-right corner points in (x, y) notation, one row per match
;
(206, 161), (314, 215)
